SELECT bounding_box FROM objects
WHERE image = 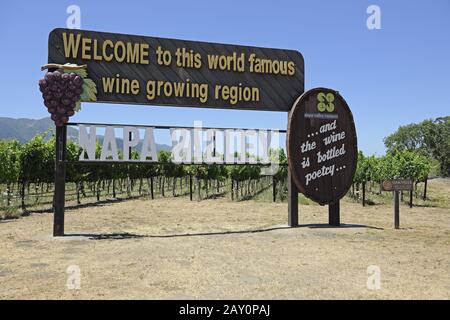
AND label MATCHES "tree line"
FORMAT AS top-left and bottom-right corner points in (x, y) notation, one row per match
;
(383, 116), (449, 176)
